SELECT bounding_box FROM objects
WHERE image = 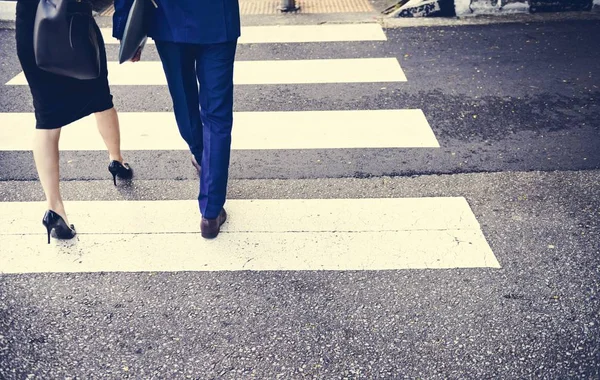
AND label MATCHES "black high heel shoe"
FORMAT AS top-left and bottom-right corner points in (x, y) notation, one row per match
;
(42, 210), (76, 244)
(108, 161), (133, 186)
